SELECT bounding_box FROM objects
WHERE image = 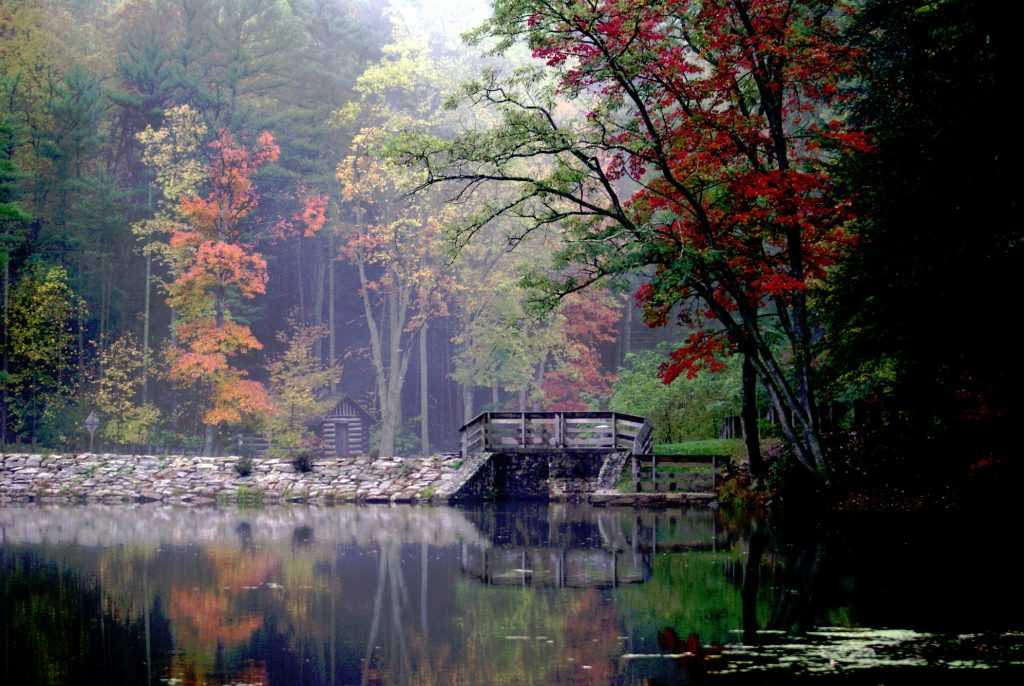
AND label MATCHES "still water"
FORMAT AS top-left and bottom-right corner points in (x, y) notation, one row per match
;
(1, 503), (1022, 685)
